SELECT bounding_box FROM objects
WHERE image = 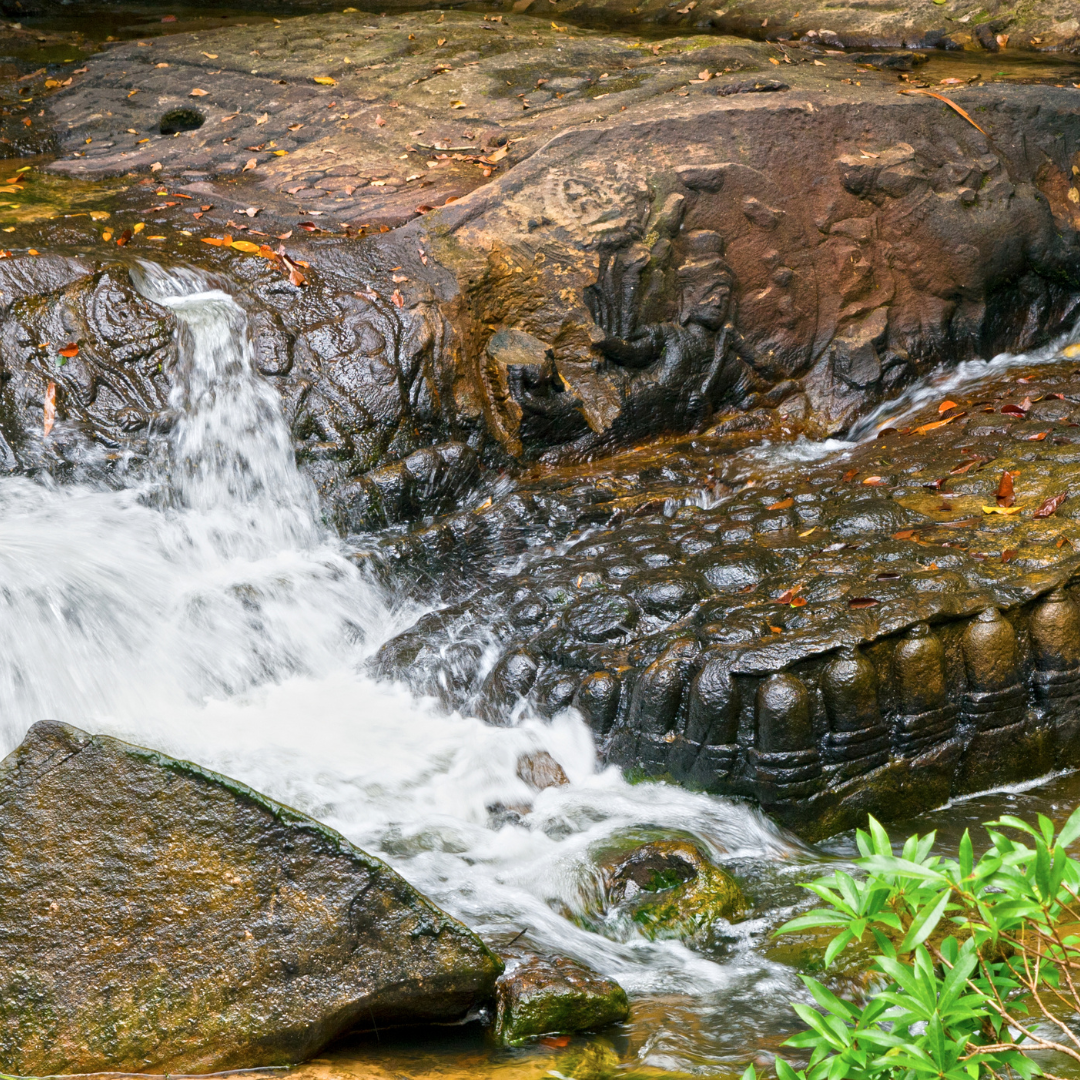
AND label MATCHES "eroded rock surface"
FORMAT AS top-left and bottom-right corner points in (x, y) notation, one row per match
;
(494, 954), (629, 1045)
(371, 355), (1080, 838)
(0, 720), (503, 1076)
